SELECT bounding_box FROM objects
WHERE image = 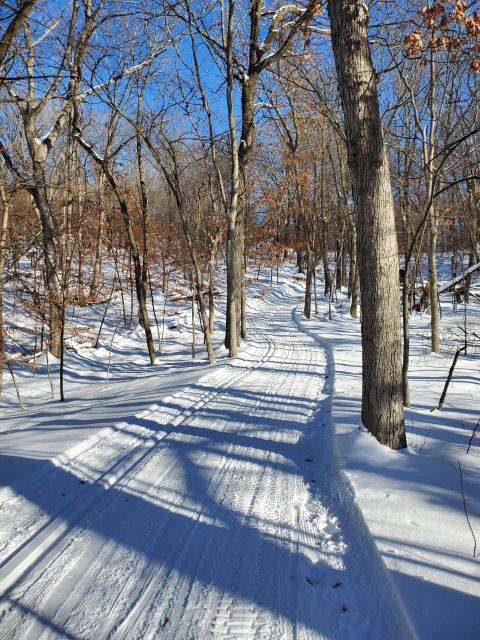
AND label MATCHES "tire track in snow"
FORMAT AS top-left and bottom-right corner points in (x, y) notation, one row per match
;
(1, 302), (318, 640)
(0, 317), (278, 638)
(0, 293), (415, 640)
(150, 309), (326, 640)
(0, 319), (275, 600)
